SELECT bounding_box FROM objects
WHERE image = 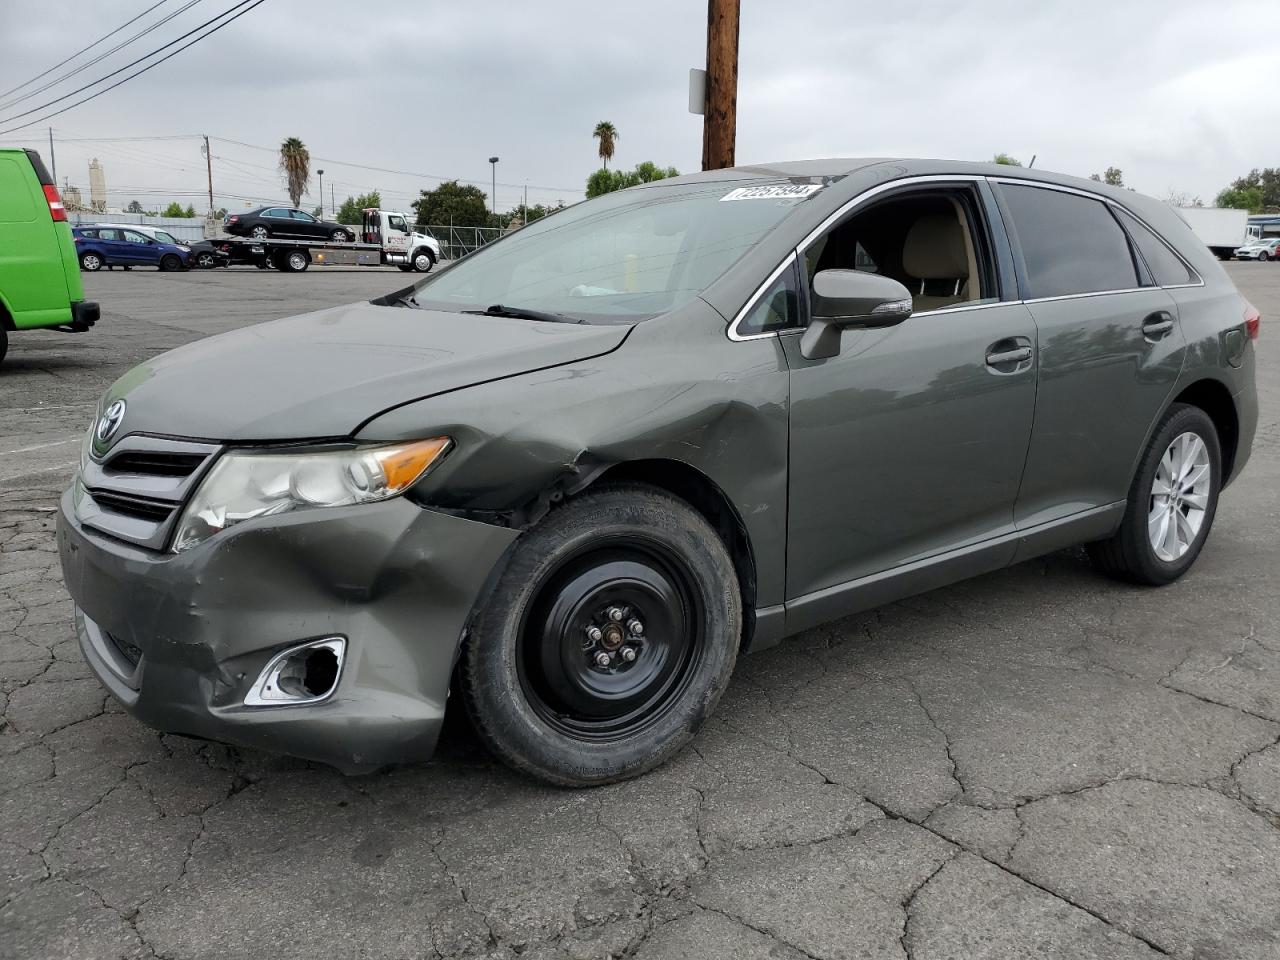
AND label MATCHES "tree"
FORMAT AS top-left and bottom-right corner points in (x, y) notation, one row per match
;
(412, 180), (489, 228)
(1215, 185), (1264, 214)
(993, 153), (1022, 166)
(126, 200), (144, 214)
(506, 201), (565, 226)
(279, 137), (311, 208)
(161, 202), (196, 217)
(586, 162), (680, 198)
(336, 190), (382, 224)
(593, 121), (618, 169)
(1165, 190), (1201, 208)
(1216, 169), (1280, 212)
(1089, 167), (1124, 187)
